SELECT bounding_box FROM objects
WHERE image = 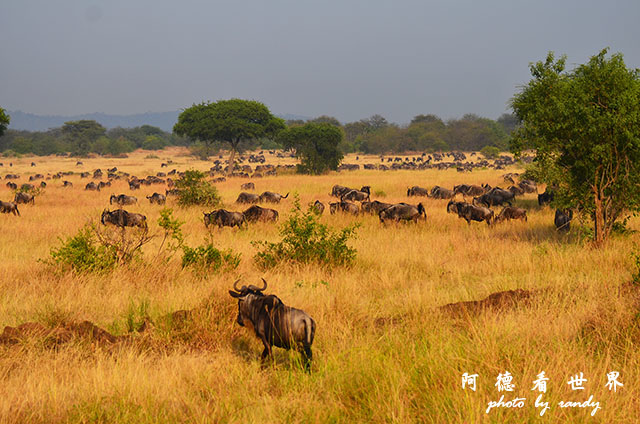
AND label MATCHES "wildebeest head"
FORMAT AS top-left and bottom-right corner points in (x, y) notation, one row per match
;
(228, 278), (269, 326)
